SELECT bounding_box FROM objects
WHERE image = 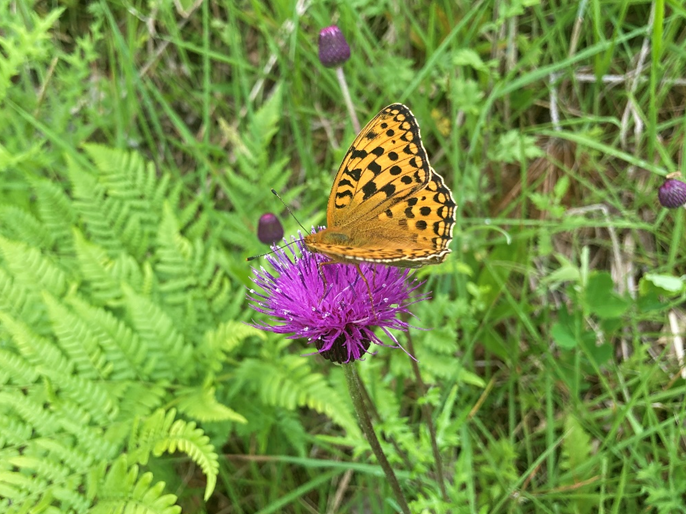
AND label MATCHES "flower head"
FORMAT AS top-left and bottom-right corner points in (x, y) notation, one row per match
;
(257, 213), (284, 244)
(658, 178), (686, 209)
(318, 25), (351, 68)
(249, 235), (423, 363)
